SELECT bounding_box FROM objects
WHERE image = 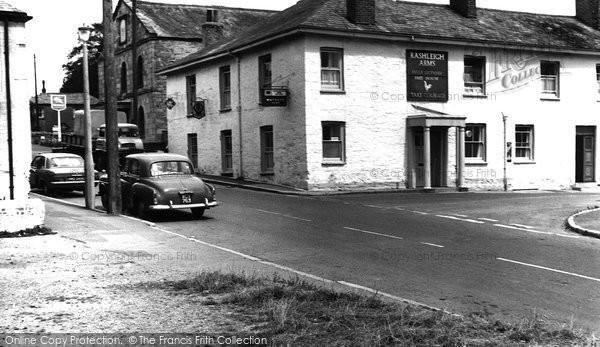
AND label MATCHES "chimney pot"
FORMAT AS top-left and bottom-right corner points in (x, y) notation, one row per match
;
(347, 0), (376, 25)
(450, 0), (477, 18)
